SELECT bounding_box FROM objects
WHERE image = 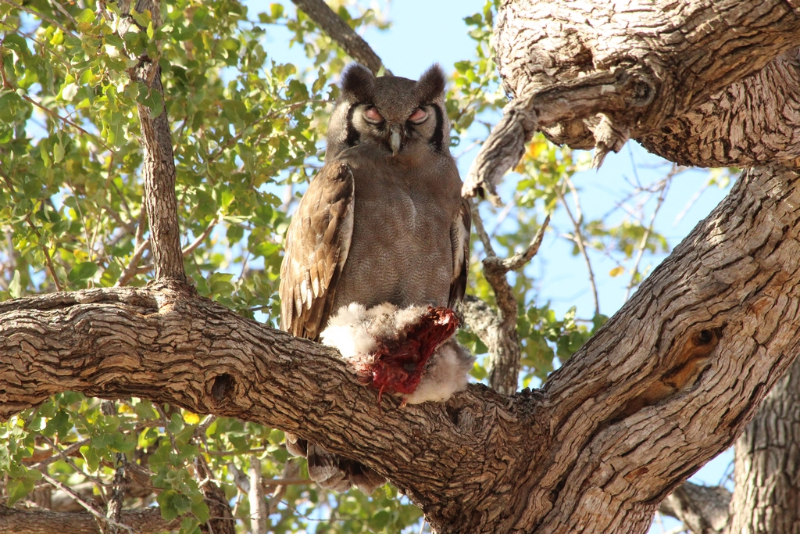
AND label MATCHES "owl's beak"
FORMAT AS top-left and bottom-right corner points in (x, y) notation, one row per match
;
(389, 124), (403, 155)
